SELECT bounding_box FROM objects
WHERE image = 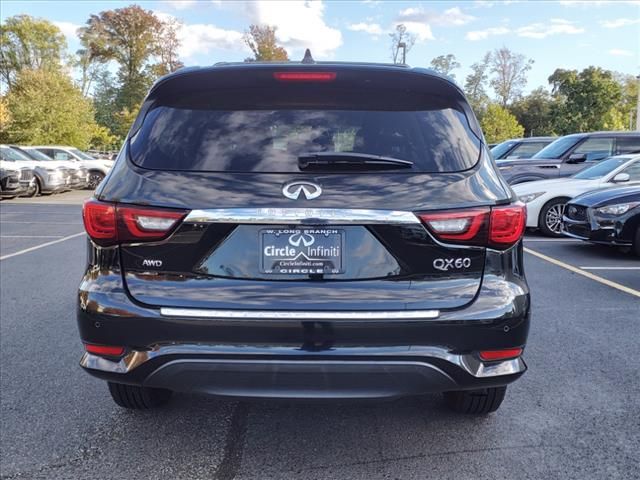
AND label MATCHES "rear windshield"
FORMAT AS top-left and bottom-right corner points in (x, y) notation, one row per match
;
(129, 89), (481, 173)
